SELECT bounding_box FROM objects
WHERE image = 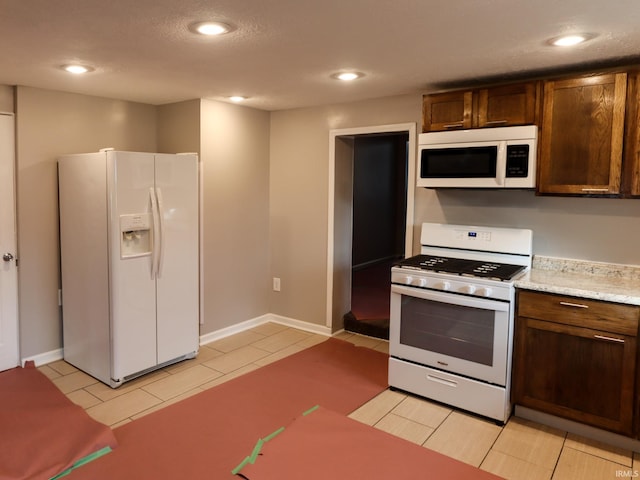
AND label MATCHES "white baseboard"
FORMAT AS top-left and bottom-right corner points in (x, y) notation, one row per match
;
(26, 315), (332, 366)
(198, 314), (272, 345)
(199, 313), (332, 346)
(22, 348), (63, 367)
(264, 313), (333, 336)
